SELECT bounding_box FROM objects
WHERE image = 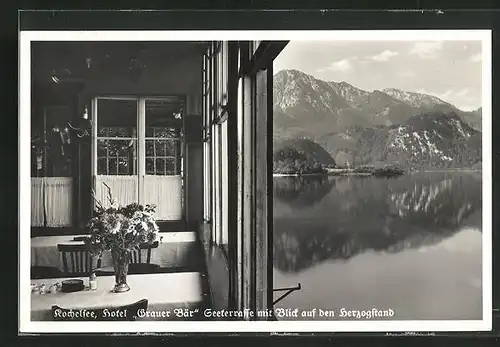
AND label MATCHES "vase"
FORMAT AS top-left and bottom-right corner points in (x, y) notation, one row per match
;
(111, 250), (130, 293)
